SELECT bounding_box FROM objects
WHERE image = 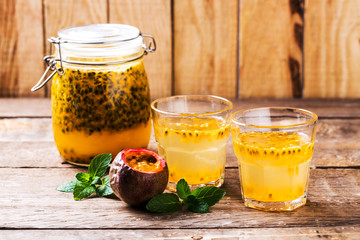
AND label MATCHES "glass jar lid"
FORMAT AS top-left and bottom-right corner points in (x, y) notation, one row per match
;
(58, 24), (141, 44)
(55, 24), (146, 62)
(31, 24), (156, 91)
